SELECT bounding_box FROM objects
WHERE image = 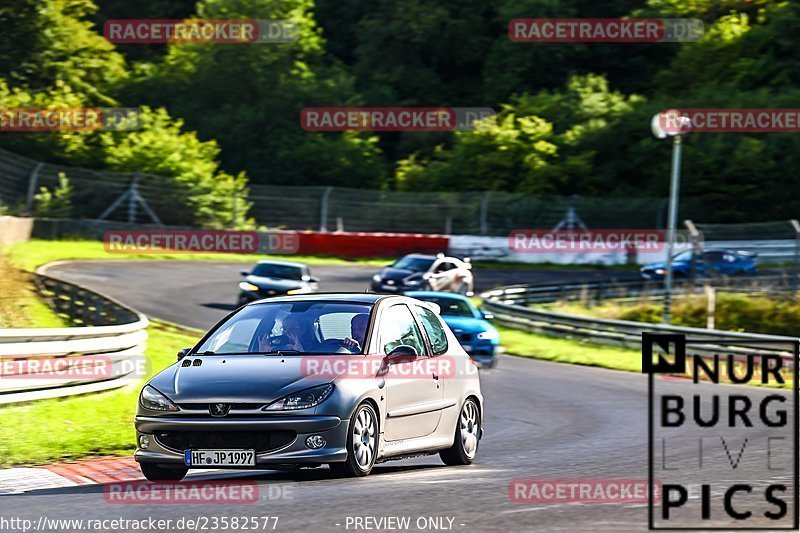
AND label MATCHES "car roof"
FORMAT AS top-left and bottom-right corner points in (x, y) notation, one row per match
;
(255, 259), (307, 268)
(402, 253), (437, 260)
(405, 290), (469, 302)
(247, 292), (387, 305)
